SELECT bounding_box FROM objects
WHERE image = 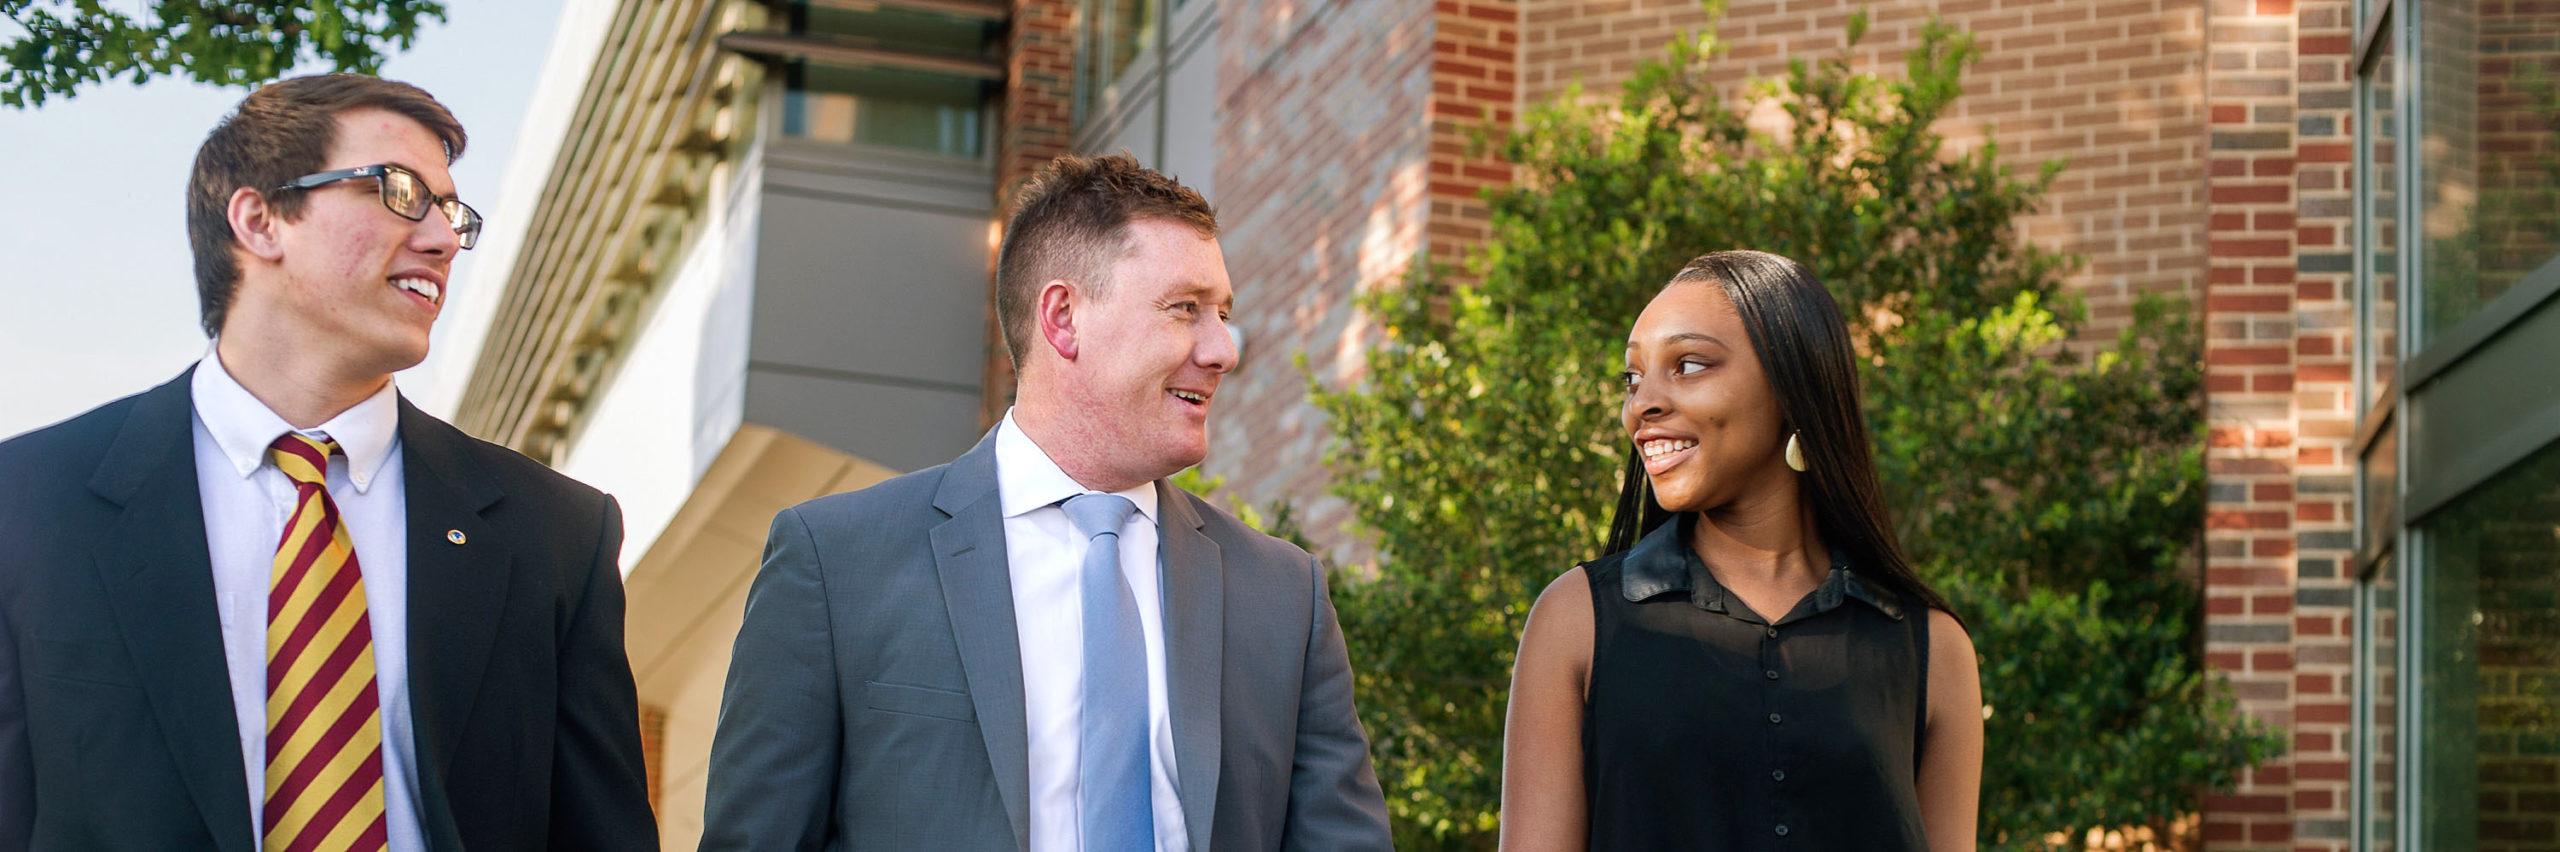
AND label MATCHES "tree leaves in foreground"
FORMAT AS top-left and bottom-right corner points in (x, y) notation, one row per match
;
(2, 1), (445, 108)
(1310, 9), (2282, 849)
